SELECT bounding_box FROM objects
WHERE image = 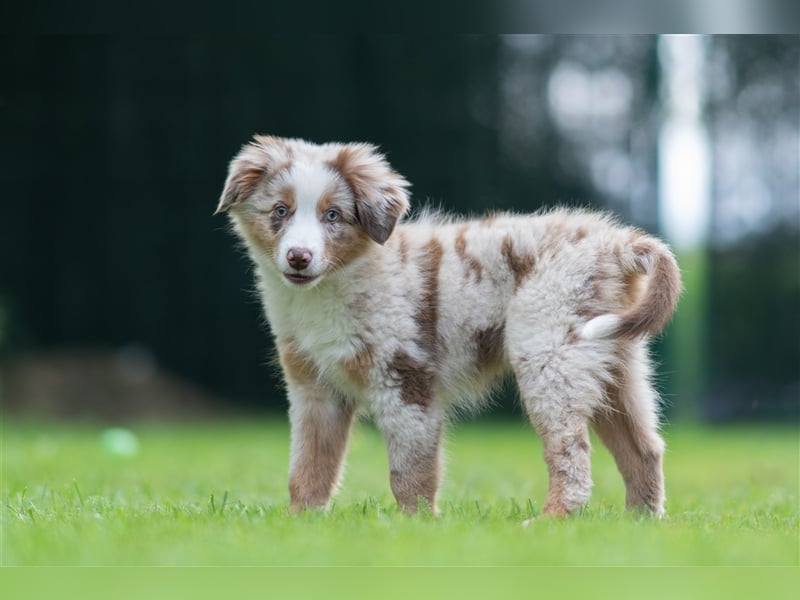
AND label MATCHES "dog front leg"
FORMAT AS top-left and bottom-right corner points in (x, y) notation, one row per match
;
(287, 387), (355, 513)
(375, 400), (444, 514)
